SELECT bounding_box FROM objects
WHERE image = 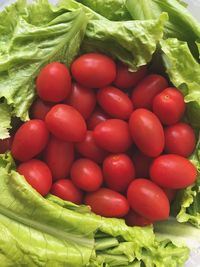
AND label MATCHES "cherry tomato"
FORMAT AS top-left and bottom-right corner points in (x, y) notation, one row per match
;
(153, 87), (186, 125)
(75, 131), (107, 164)
(44, 136), (74, 181)
(84, 188), (129, 218)
(132, 150), (153, 178)
(150, 154), (197, 189)
(0, 137), (13, 154)
(129, 109), (164, 157)
(127, 179), (170, 221)
(131, 74), (168, 109)
(164, 122), (196, 157)
(11, 120), (49, 162)
(17, 159), (52, 196)
(87, 107), (110, 130)
(71, 159), (103, 192)
(162, 188), (177, 203)
(125, 210), (152, 227)
(114, 63), (147, 90)
(51, 179), (83, 204)
(30, 98), (53, 120)
(97, 86), (133, 119)
(45, 104), (87, 142)
(36, 62), (71, 102)
(103, 154), (135, 192)
(67, 83), (96, 119)
(71, 53), (116, 88)
(94, 119), (132, 153)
